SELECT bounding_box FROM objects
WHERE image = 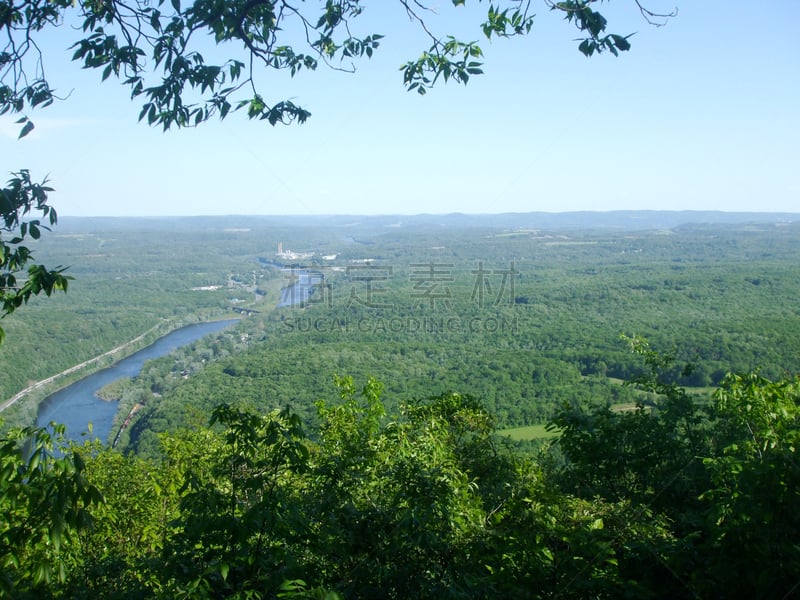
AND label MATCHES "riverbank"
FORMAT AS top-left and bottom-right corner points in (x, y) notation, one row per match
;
(0, 314), (238, 430)
(0, 321), (170, 414)
(34, 318), (241, 444)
